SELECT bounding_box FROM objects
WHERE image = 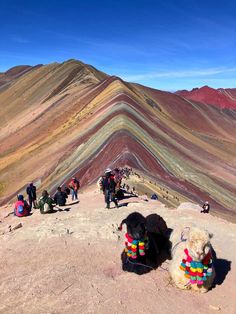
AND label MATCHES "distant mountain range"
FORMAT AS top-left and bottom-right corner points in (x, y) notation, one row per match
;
(176, 85), (236, 109)
(0, 59), (235, 221)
